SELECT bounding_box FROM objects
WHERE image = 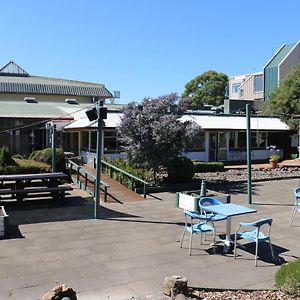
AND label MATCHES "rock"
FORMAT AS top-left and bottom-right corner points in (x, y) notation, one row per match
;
(163, 275), (188, 300)
(40, 284), (77, 300)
